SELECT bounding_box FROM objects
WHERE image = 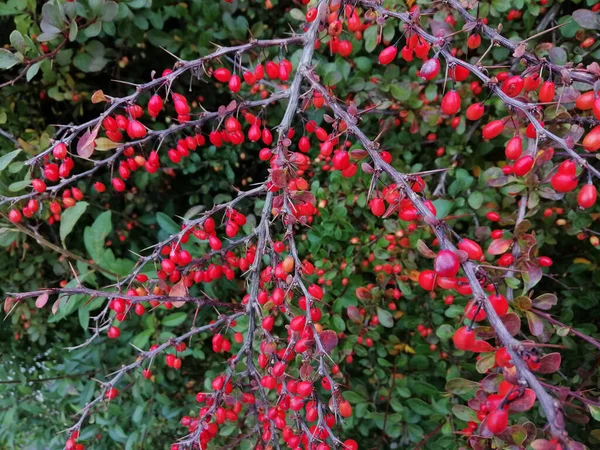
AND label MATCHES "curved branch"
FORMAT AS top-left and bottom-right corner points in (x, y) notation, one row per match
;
(303, 71), (570, 445)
